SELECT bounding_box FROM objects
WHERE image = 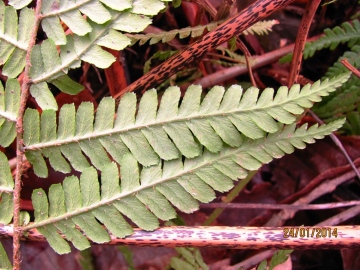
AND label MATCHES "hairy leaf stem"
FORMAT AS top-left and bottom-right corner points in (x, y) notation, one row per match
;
(13, 1), (43, 268)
